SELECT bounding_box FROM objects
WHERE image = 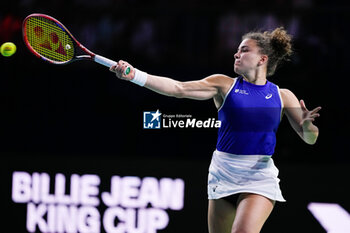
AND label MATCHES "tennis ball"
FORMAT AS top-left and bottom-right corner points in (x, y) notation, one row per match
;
(0, 42), (17, 57)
